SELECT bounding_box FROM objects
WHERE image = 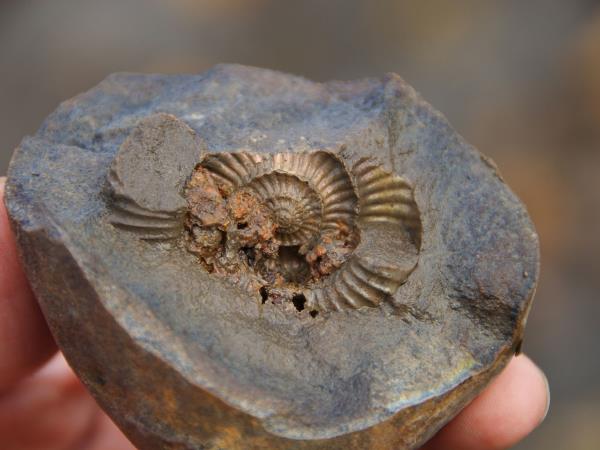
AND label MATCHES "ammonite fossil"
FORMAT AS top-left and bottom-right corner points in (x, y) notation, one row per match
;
(109, 120), (422, 314)
(4, 65), (539, 450)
